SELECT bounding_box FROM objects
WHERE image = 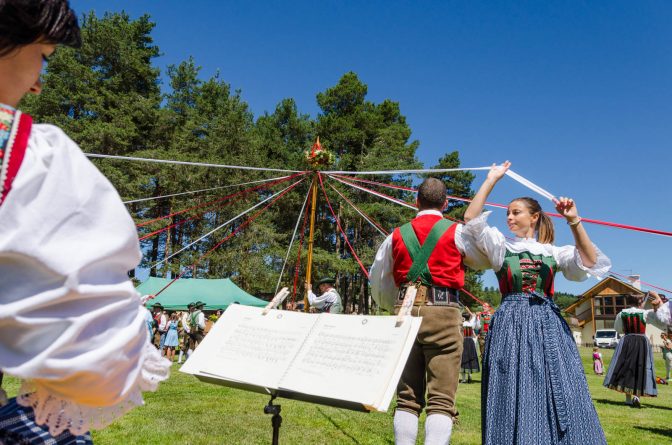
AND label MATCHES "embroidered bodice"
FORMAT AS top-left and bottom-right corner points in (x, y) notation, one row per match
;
(496, 250), (558, 297)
